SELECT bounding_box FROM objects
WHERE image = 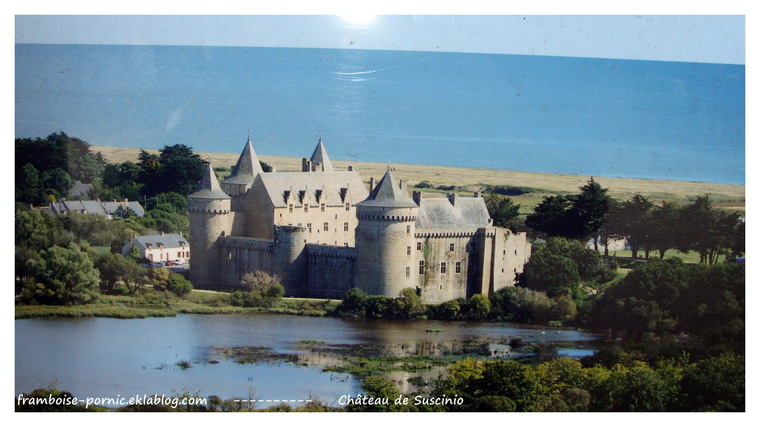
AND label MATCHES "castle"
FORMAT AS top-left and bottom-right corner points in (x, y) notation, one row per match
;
(188, 138), (531, 304)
